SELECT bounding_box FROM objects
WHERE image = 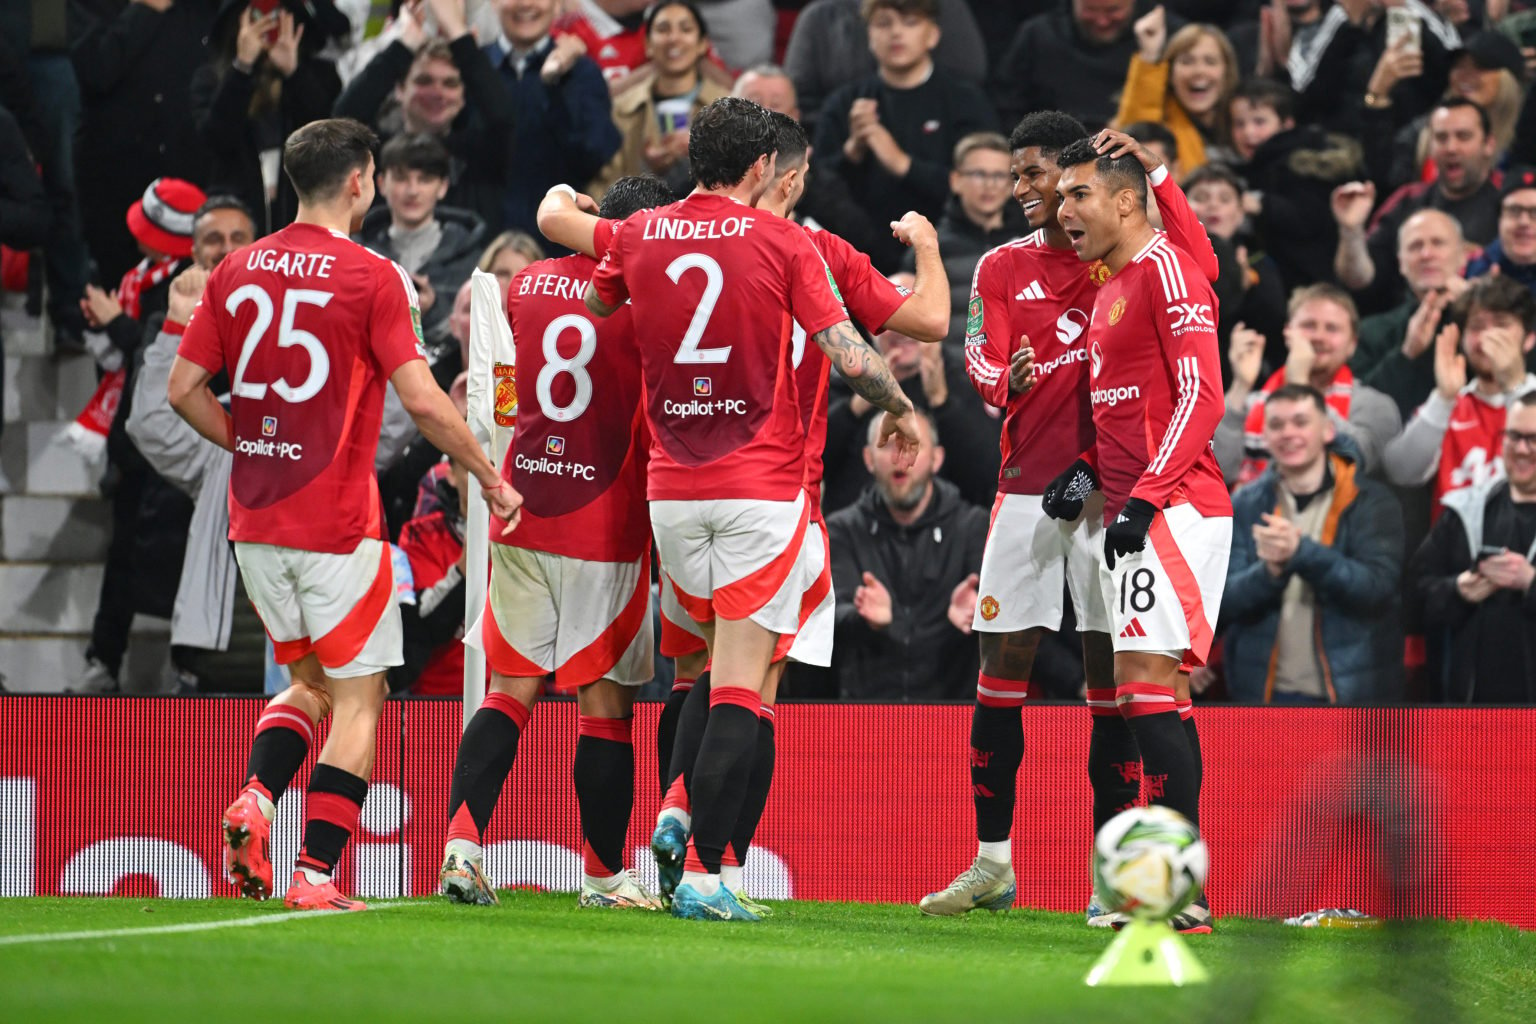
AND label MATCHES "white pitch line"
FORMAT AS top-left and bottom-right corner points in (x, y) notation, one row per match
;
(0, 901), (414, 948)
